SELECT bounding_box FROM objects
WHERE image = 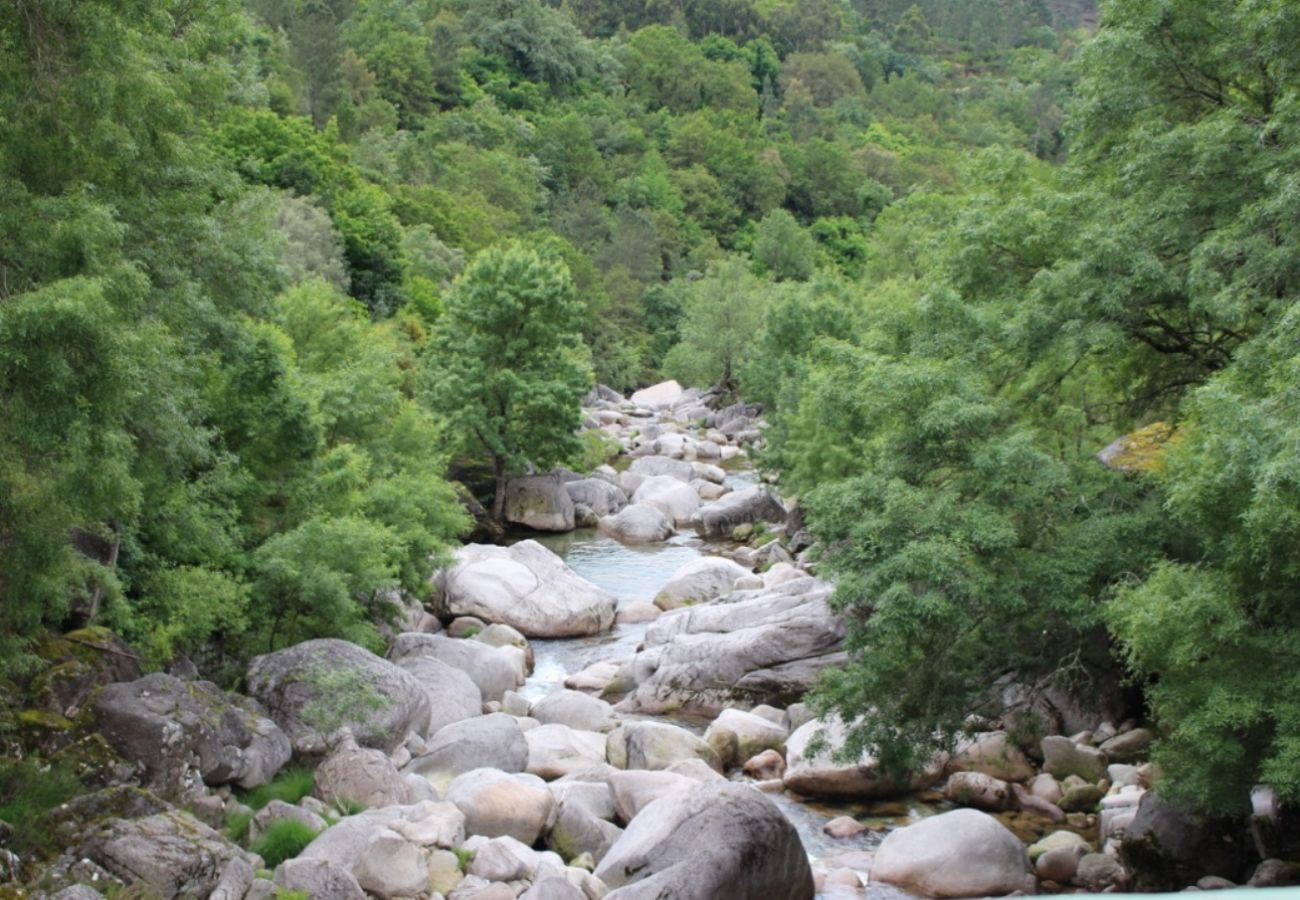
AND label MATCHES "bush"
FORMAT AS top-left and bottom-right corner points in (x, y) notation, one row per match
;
(0, 758), (82, 856)
(250, 819), (320, 867)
